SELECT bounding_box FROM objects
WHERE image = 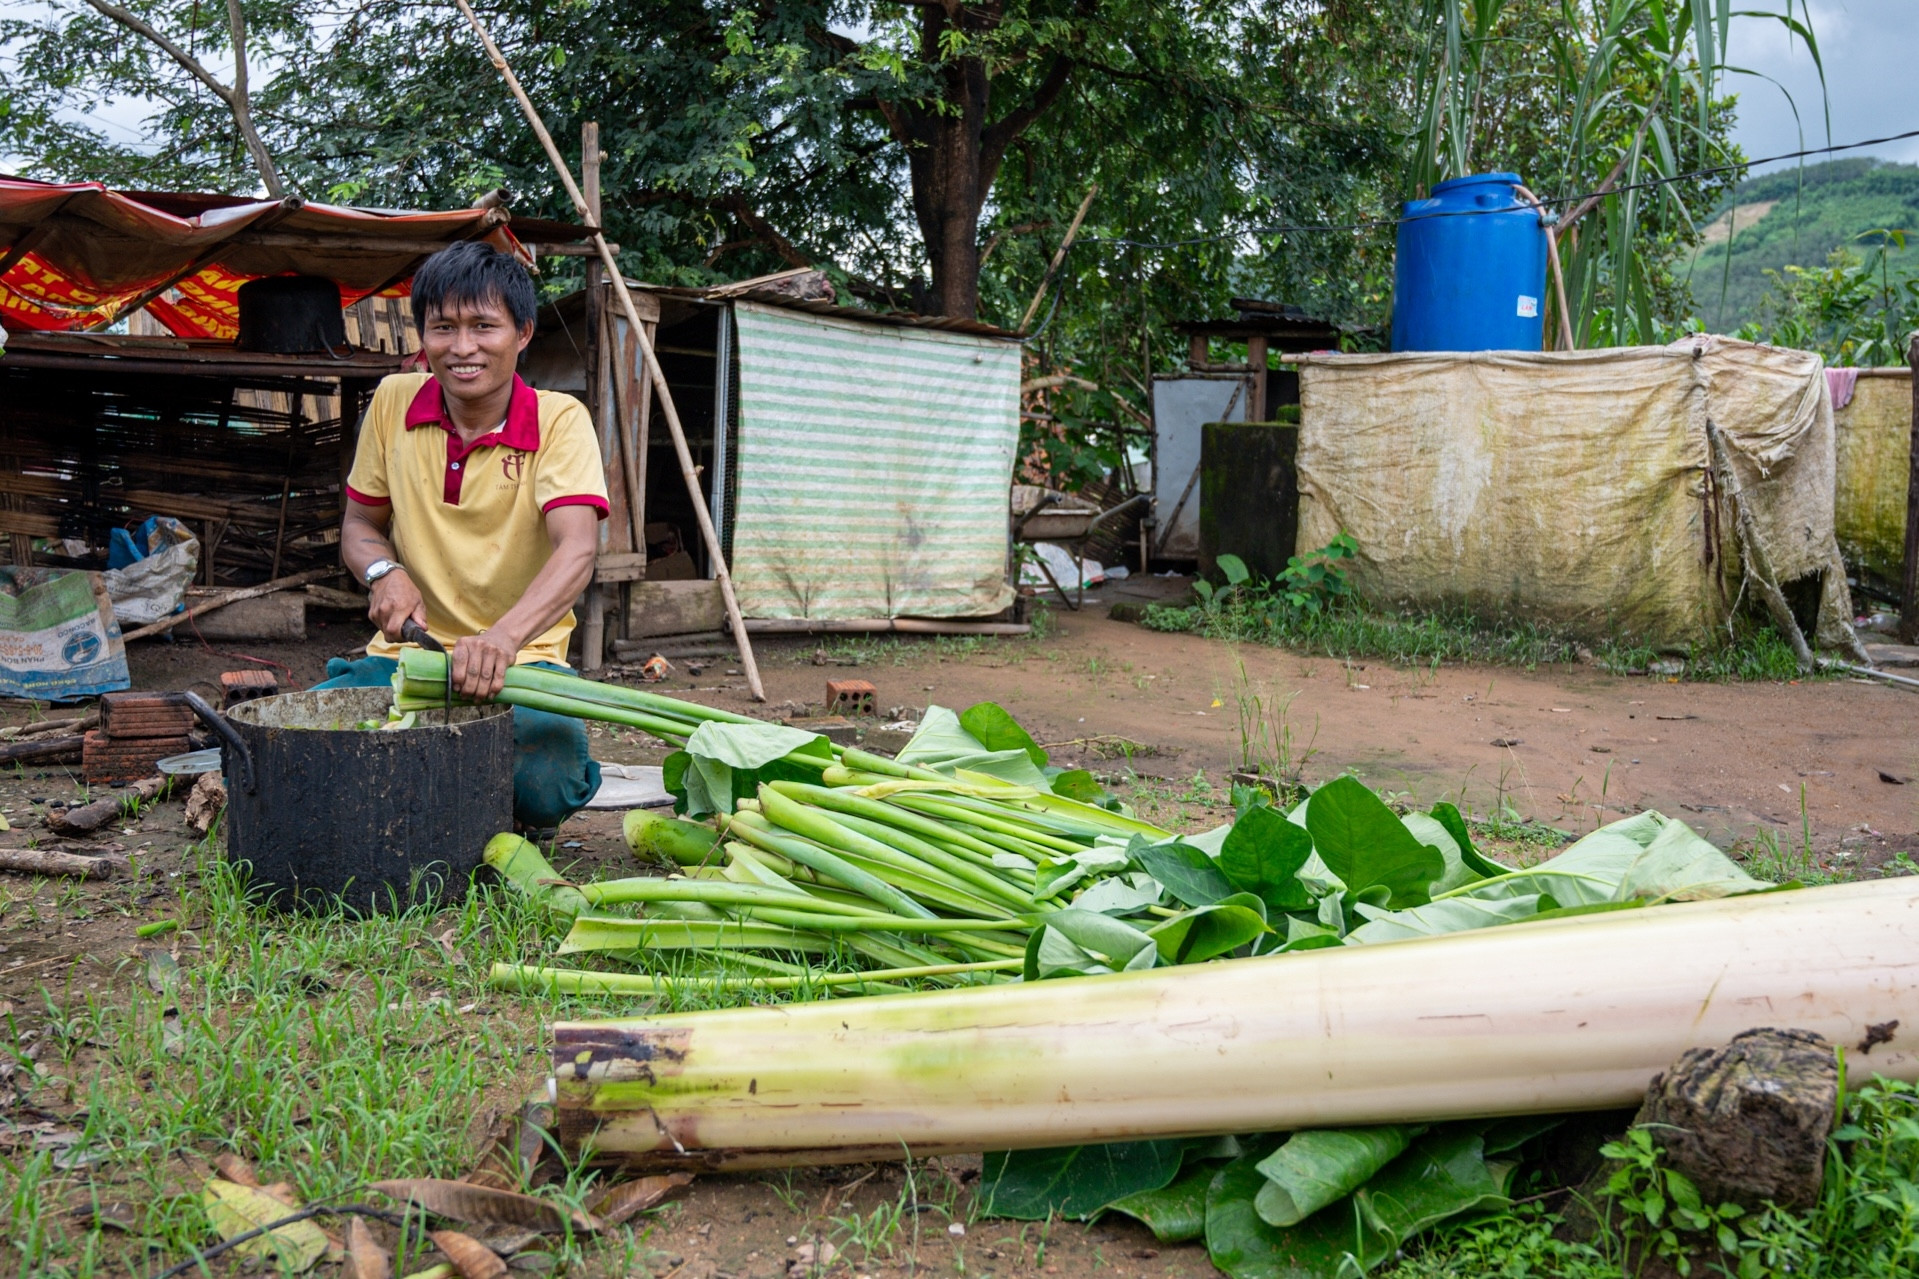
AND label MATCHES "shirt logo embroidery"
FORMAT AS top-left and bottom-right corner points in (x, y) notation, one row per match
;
(501, 451), (528, 483)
